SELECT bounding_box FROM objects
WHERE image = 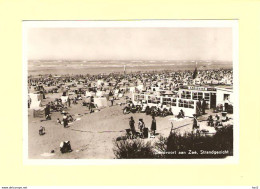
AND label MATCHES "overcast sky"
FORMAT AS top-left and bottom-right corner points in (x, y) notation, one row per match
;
(27, 27), (232, 61)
